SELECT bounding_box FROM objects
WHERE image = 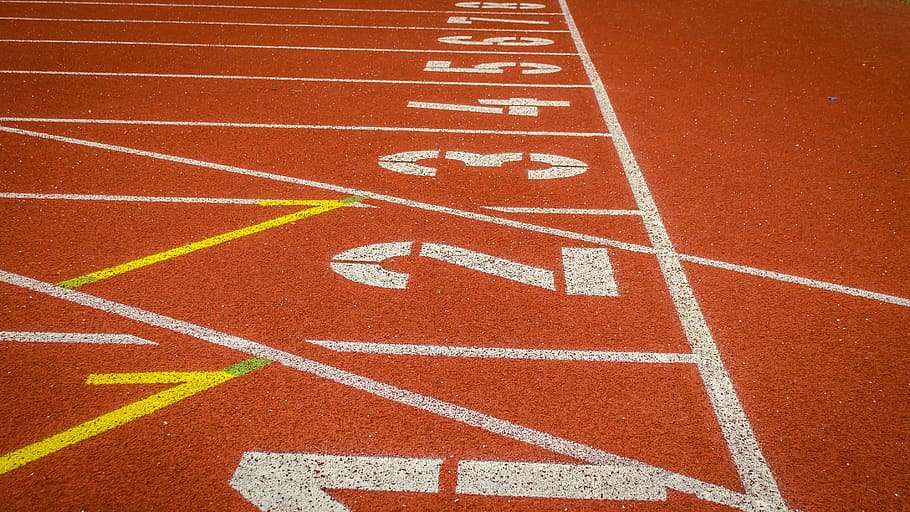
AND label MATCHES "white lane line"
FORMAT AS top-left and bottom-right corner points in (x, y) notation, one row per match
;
(0, 16), (568, 32)
(0, 39), (578, 56)
(0, 69), (589, 88)
(1, 124), (906, 307)
(0, 268), (789, 512)
(0, 1), (565, 15)
(0, 120), (608, 138)
(559, 0), (786, 507)
(306, 339), (696, 364)
(679, 254), (910, 307)
(482, 206), (641, 215)
(0, 331), (156, 344)
(0, 192), (376, 207)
